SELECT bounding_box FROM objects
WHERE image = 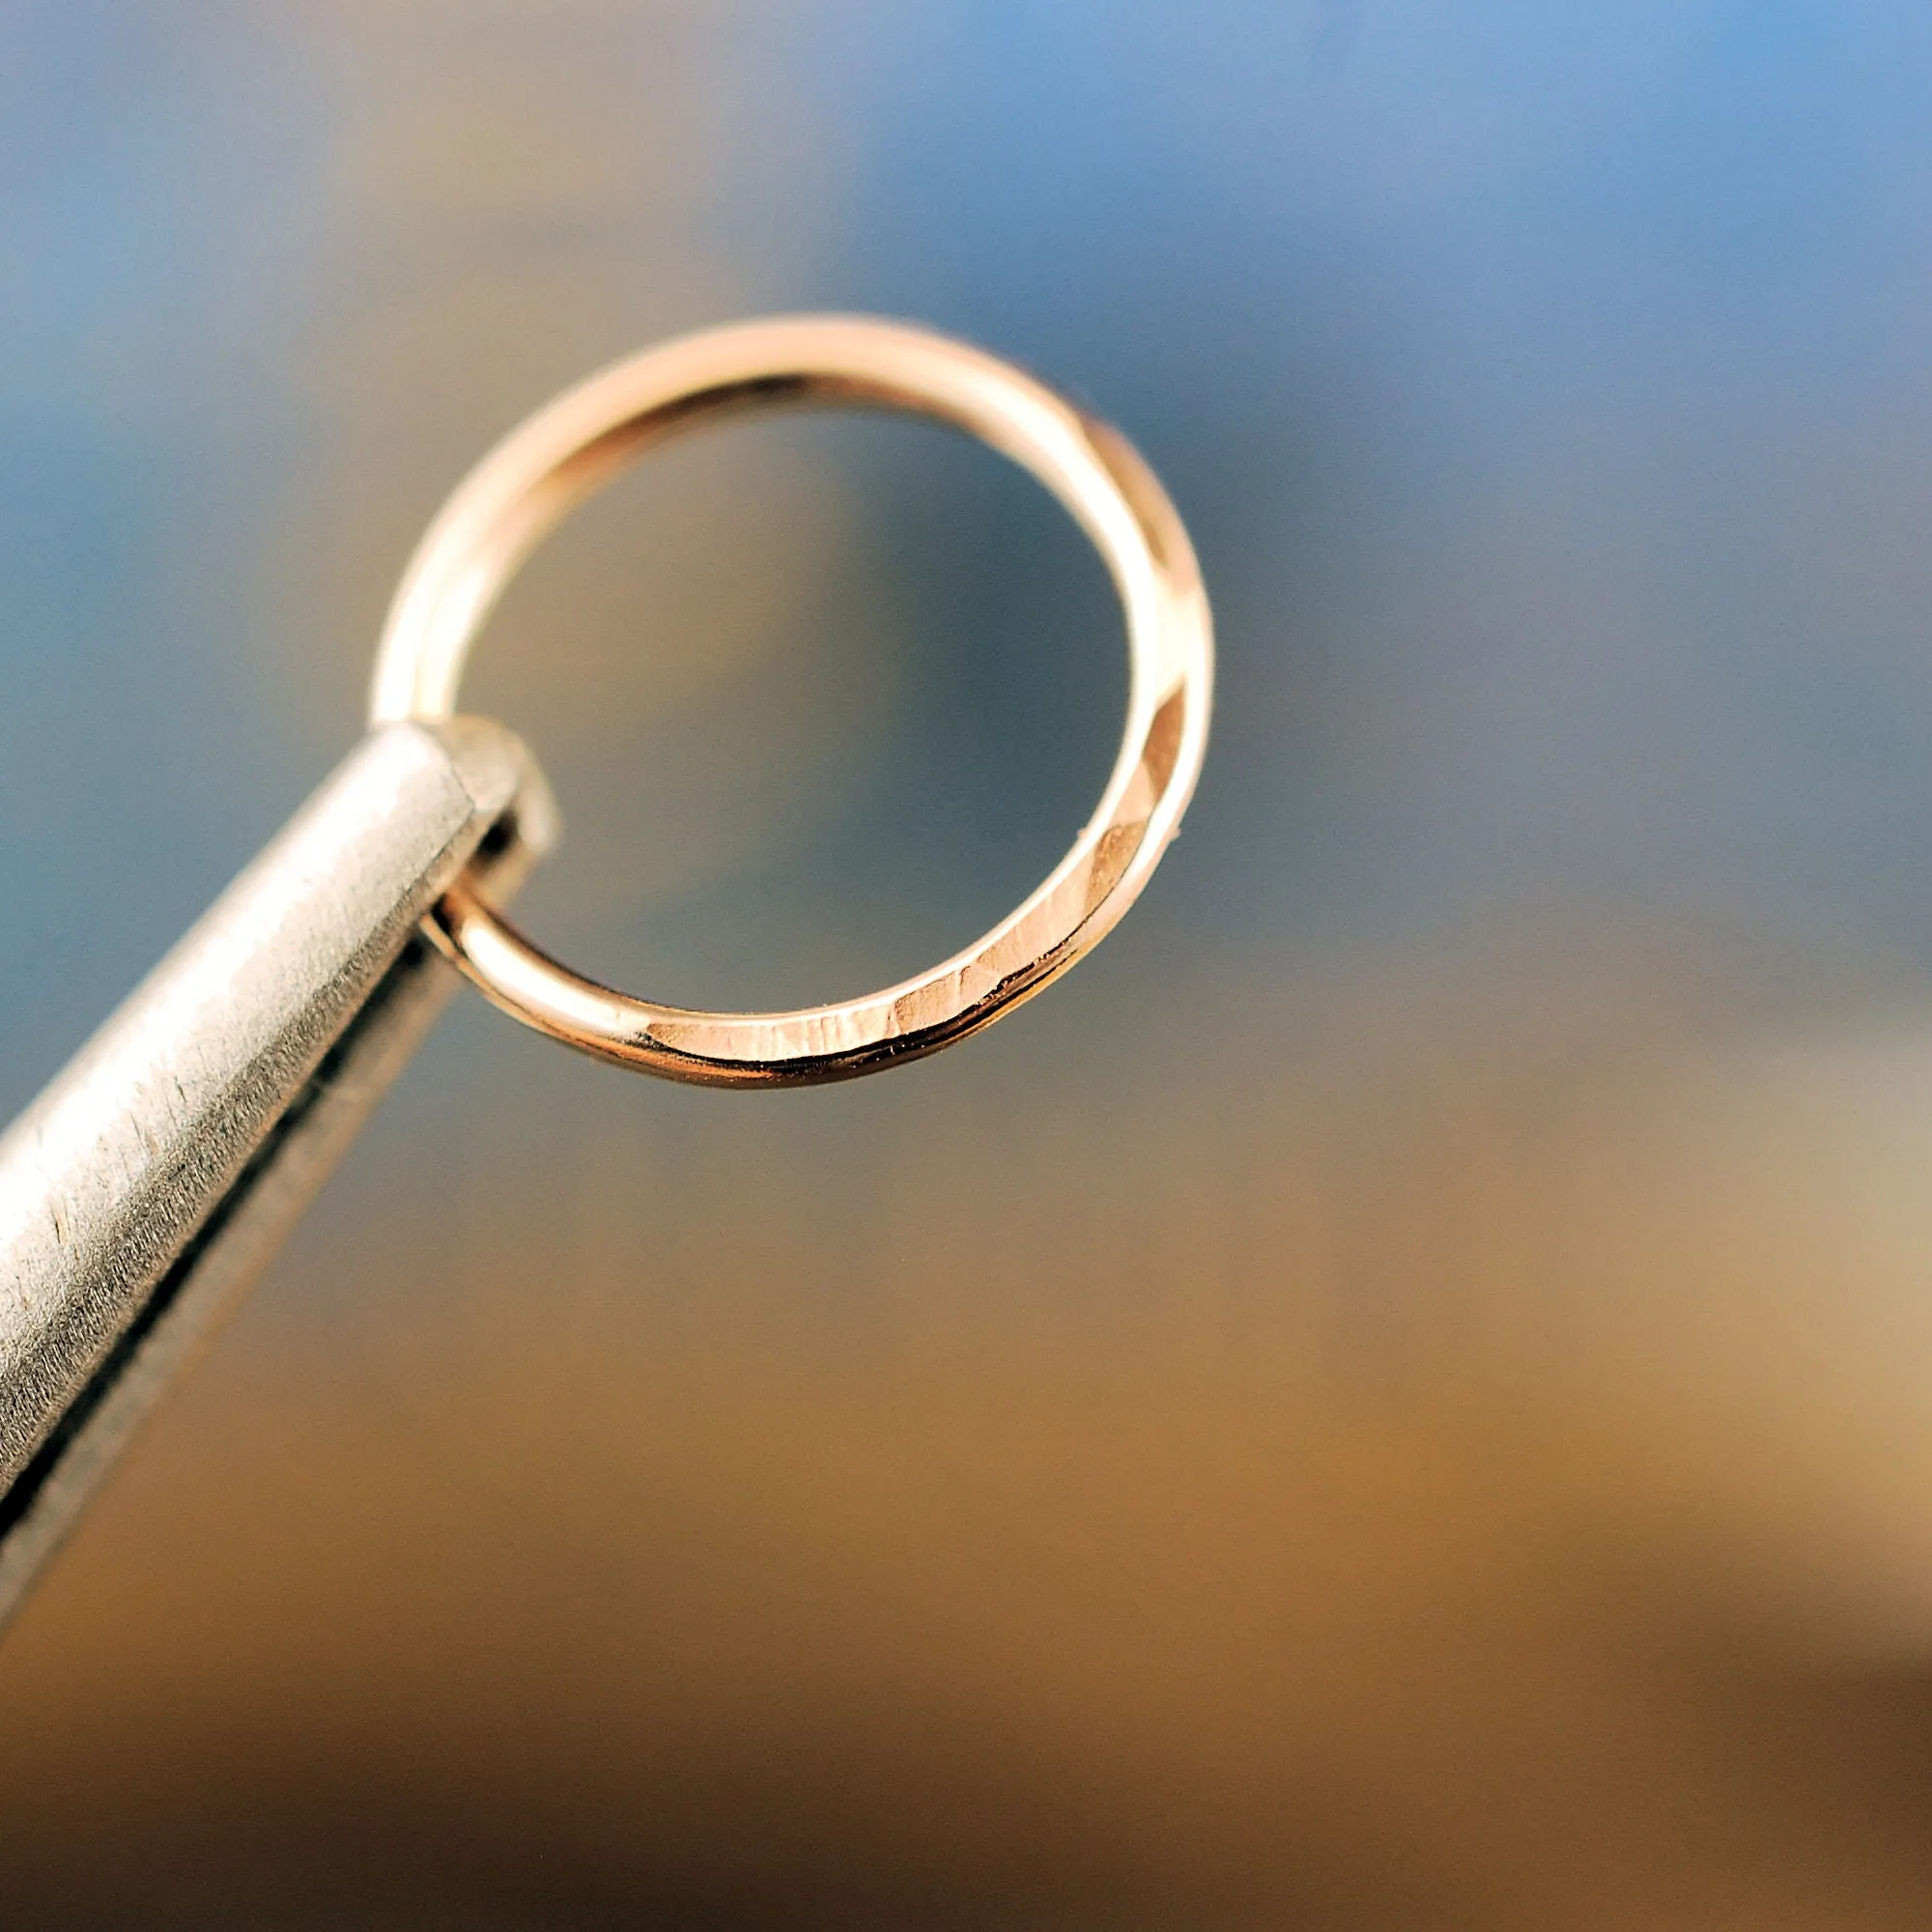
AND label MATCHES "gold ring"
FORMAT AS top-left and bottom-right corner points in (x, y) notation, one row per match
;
(369, 314), (1213, 1086)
